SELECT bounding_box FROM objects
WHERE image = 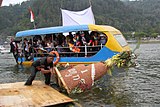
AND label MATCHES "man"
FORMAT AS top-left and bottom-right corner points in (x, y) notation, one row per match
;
(24, 54), (55, 86)
(10, 38), (18, 64)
